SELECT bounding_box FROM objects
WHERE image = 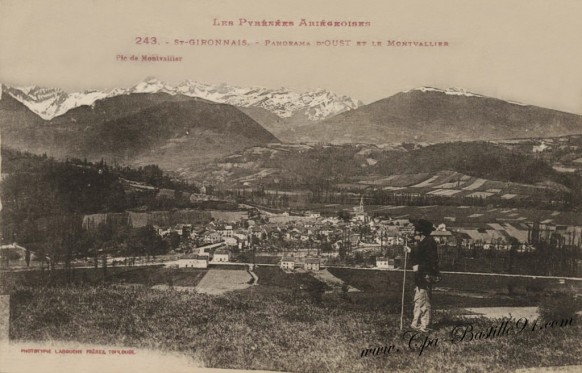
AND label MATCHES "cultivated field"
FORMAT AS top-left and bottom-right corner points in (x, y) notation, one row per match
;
(341, 170), (562, 202)
(313, 203), (582, 226)
(195, 268), (252, 295)
(0, 266), (209, 293)
(113, 267), (208, 287)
